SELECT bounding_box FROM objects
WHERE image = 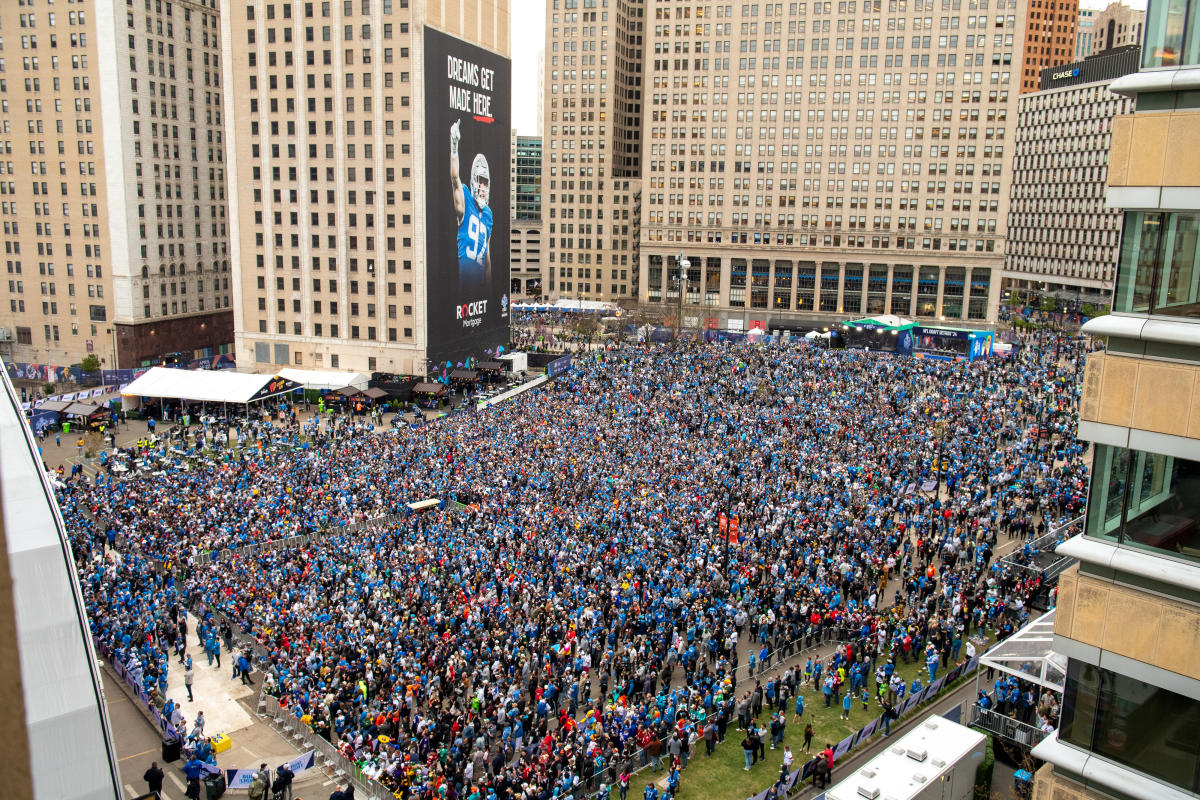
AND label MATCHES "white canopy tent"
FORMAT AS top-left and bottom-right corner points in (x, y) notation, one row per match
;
(276, 368), (370, 392)
(978, 608), (1066, 693)
(120, 367), (301, 412)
